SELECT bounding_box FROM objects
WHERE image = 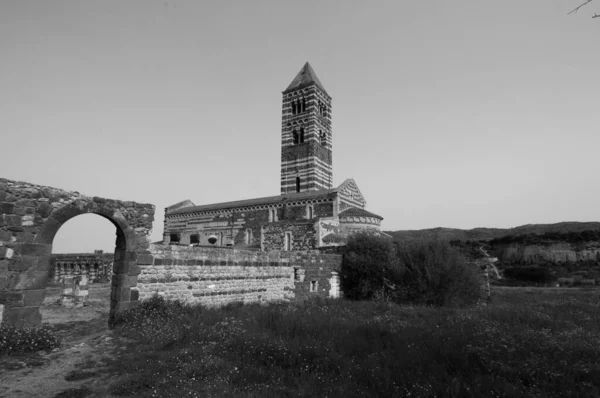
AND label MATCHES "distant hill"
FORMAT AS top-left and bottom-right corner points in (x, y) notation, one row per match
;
(385, 222), (600, 243)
